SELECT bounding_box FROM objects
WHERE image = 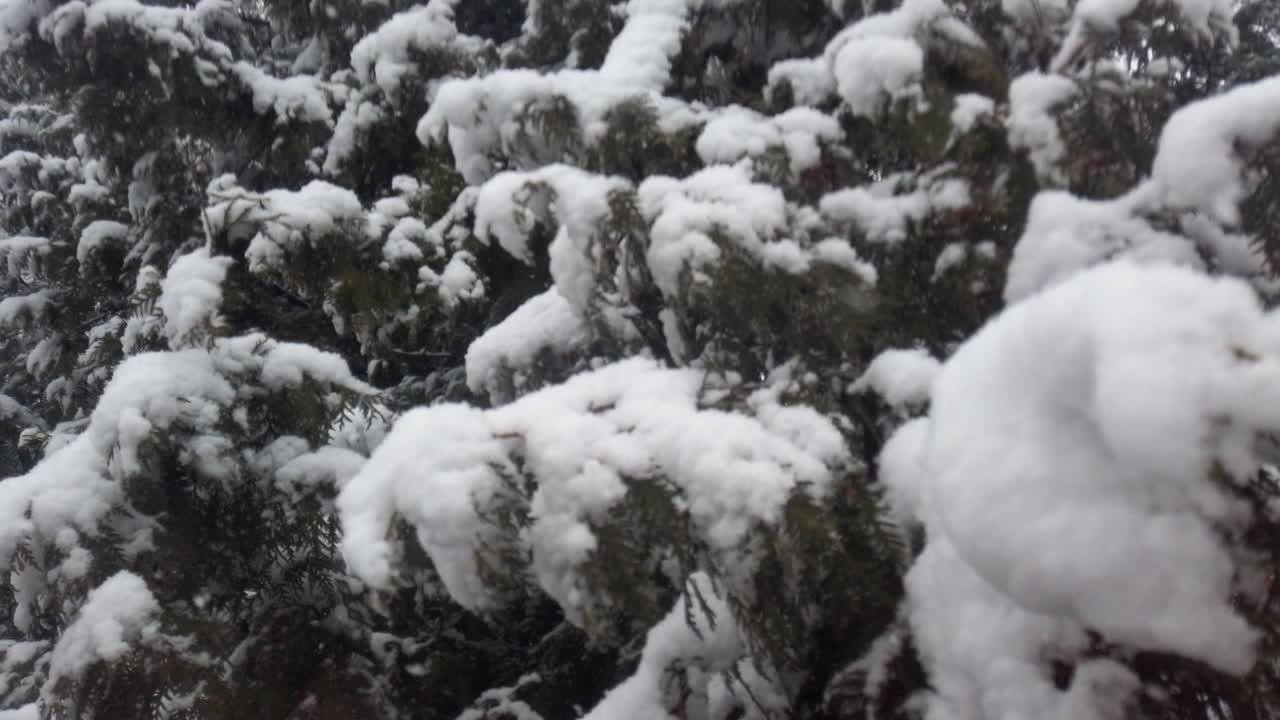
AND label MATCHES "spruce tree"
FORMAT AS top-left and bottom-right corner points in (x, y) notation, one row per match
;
(0, 0), (1277, 718)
